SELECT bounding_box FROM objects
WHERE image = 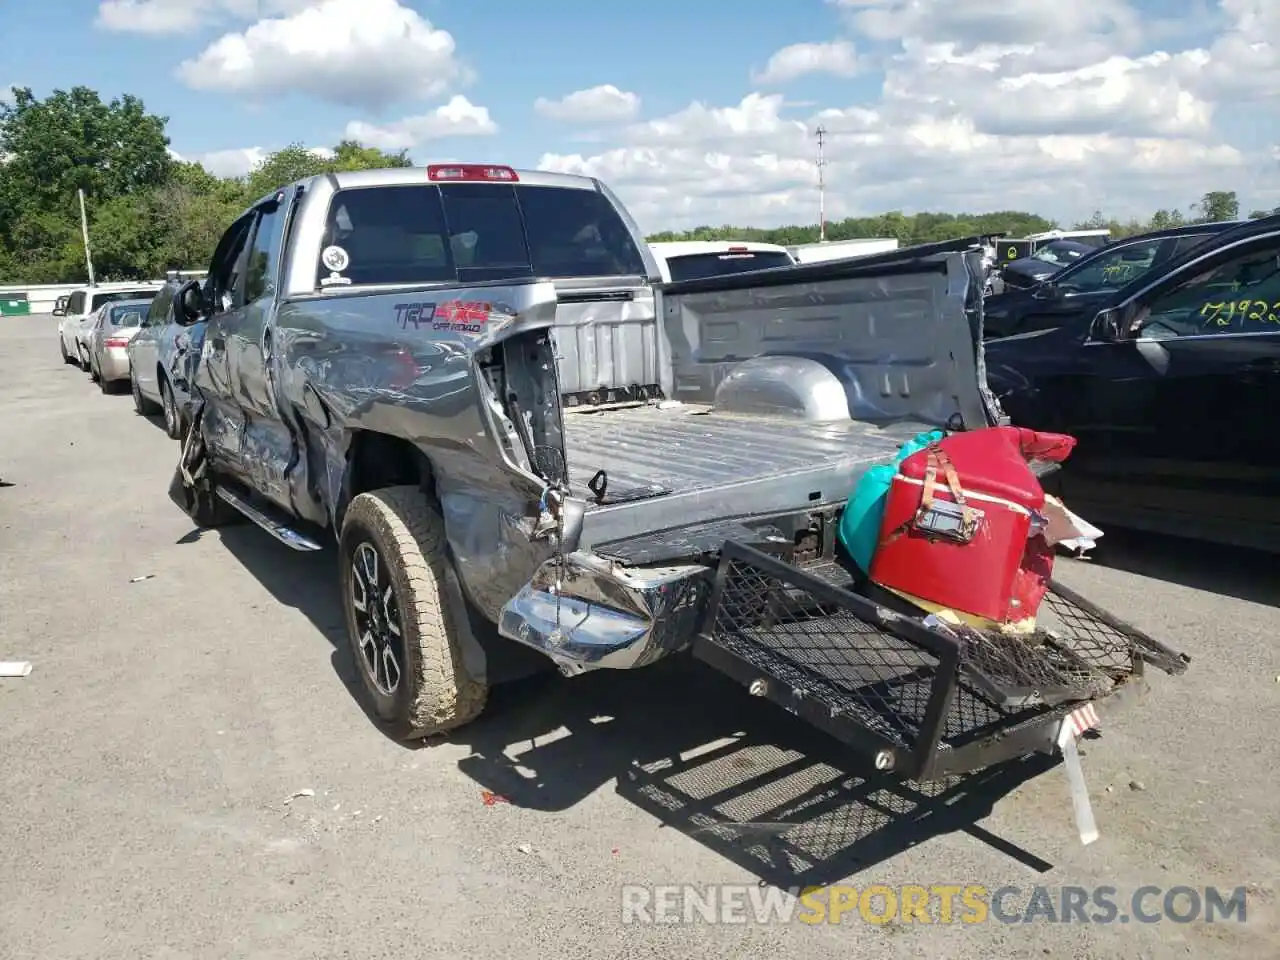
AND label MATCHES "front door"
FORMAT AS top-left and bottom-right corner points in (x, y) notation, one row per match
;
(1068, 230), (1280, 544)
(196, 213), (255, 476)
(130, 285), (172, 401)
(225, 191), (298, 511)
